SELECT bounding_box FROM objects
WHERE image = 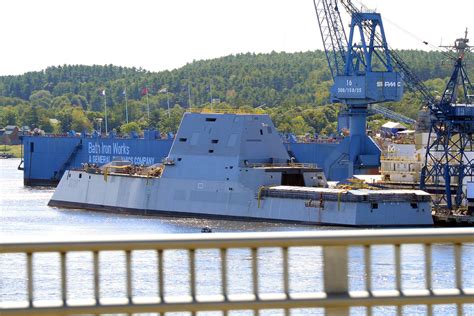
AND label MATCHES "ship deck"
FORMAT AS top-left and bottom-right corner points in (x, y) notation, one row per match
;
(262, 186), (431, 203)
